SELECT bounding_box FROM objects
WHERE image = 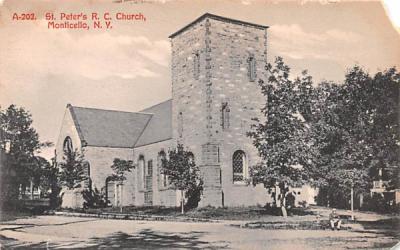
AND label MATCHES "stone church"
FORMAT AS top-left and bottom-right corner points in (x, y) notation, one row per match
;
(56, 13), (316, 208)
